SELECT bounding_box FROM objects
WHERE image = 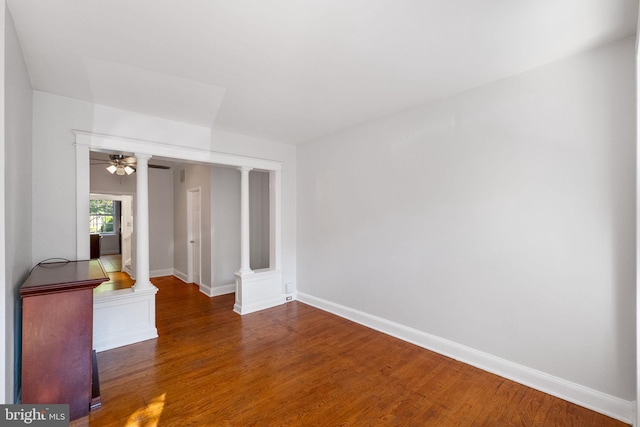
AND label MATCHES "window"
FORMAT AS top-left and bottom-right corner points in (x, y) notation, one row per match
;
(90, 199), (115, 234)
